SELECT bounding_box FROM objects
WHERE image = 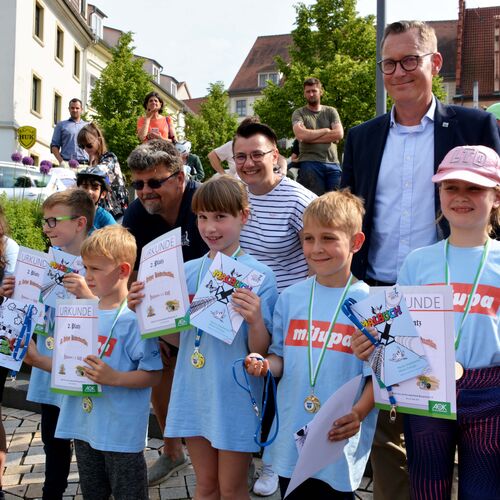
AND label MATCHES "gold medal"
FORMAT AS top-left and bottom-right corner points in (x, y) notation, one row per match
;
(304, 394), (321, 413)
(82, 396), (93, 413)
(455, 361), (464, 380)
(191, 349), (205, 369)
(45, 336), (55, 350)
